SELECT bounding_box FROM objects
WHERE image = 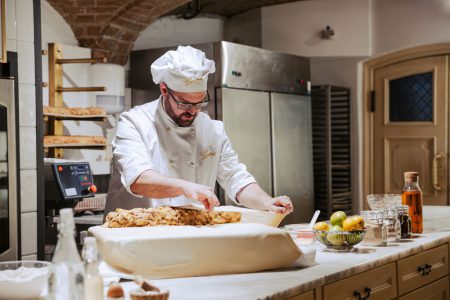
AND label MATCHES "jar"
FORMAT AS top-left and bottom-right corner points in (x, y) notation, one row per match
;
(383, 208), (400, 242)
(361, 210), (387, 246)
(396, 205), (412, 238)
